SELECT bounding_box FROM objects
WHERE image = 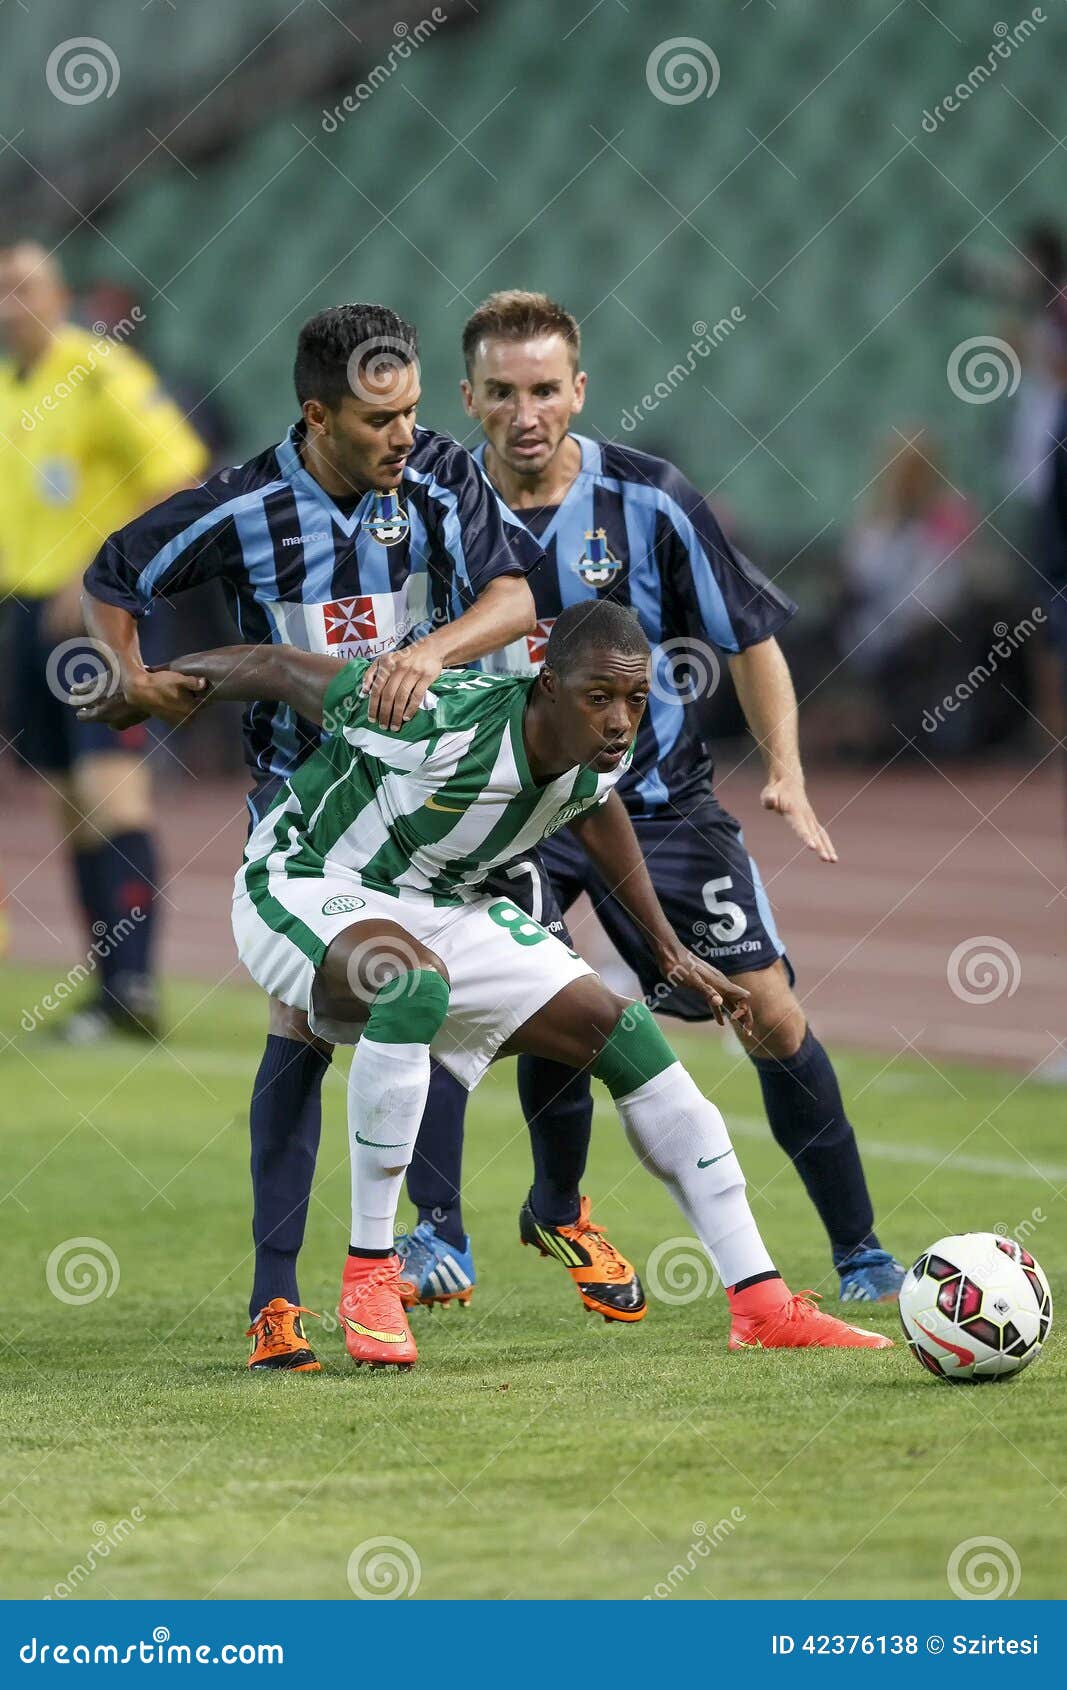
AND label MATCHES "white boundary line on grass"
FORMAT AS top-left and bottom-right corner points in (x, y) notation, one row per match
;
(25, 1036), (1067, 1184)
